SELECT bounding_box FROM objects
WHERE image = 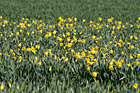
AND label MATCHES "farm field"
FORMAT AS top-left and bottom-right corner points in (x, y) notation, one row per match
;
(0, 0), (140, 92)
